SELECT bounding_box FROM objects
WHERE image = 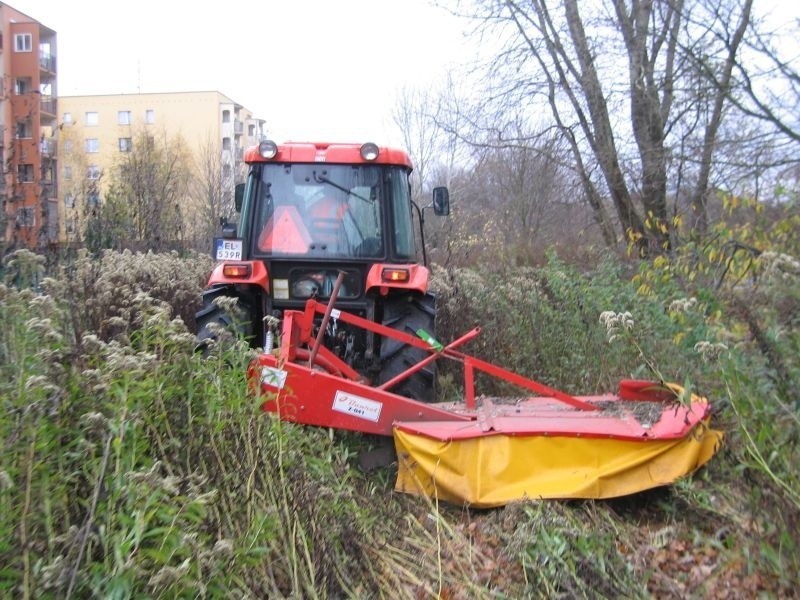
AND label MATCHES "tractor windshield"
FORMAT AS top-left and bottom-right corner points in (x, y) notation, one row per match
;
(252, 164), (385, 258)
